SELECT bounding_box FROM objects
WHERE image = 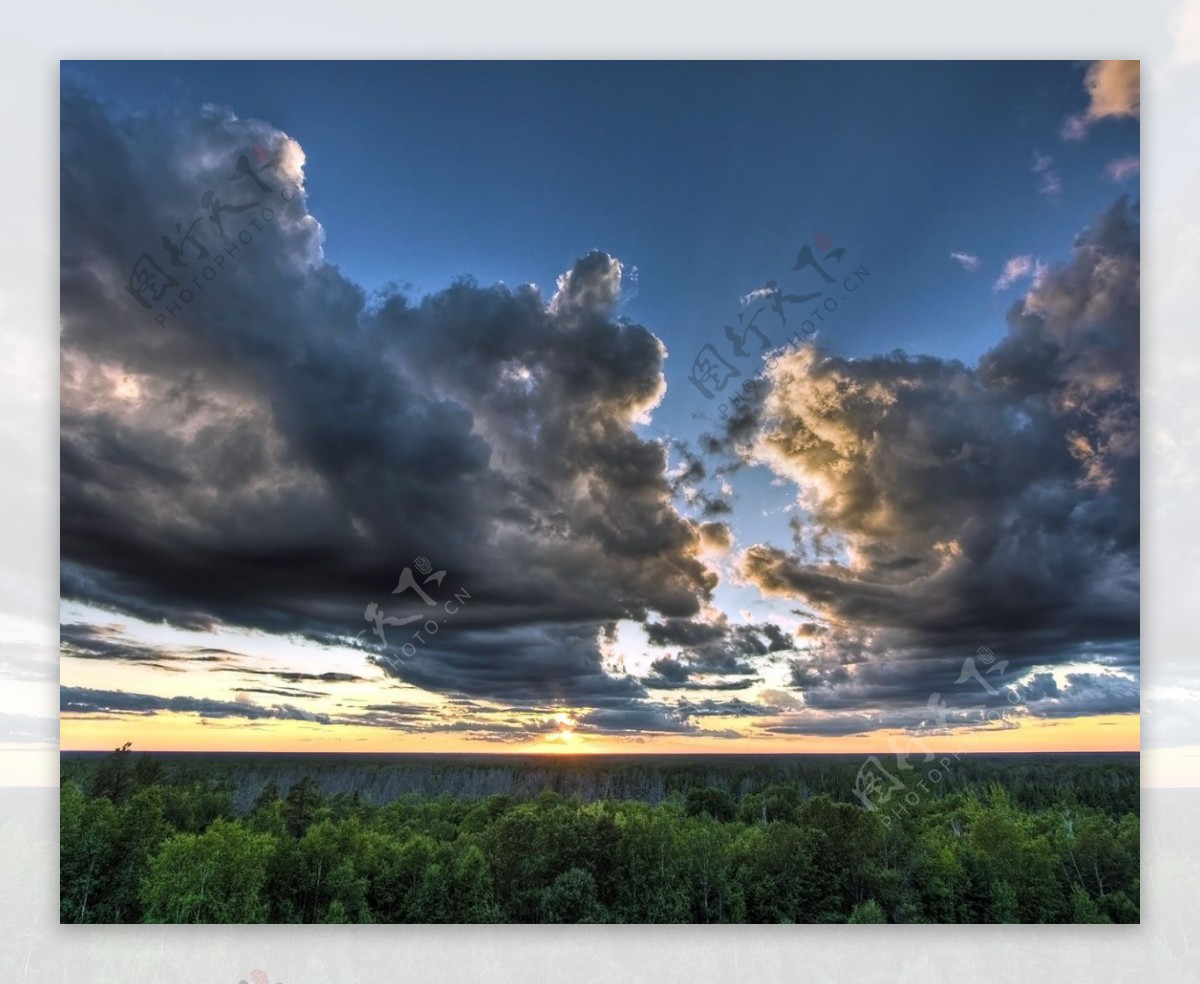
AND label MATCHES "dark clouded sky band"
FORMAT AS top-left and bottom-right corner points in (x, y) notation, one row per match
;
(58, 69), (1139, 748)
